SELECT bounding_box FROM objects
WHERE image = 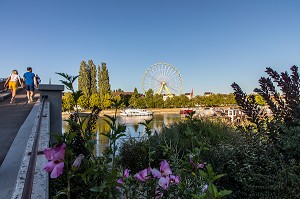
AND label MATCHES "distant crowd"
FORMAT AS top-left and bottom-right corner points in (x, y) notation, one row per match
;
(4, 67), (41, 103)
